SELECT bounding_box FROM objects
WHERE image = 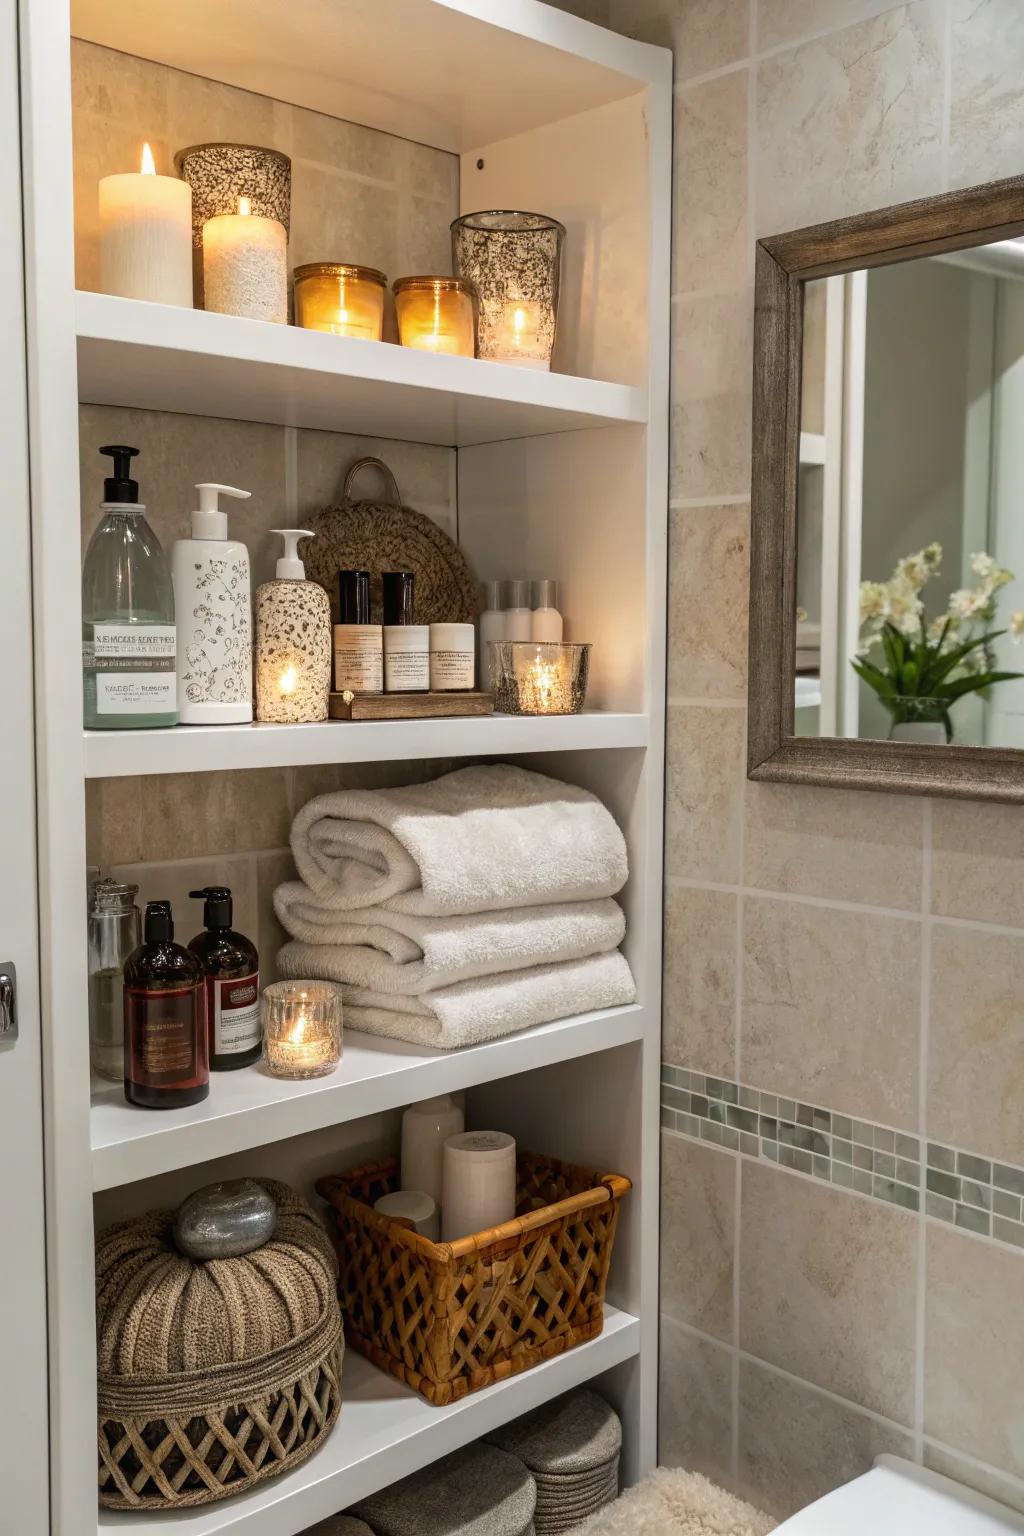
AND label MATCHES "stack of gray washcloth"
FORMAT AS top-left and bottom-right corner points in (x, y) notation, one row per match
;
(347, 1443), (536, 1536)
(487, 1390), (622, 1534)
